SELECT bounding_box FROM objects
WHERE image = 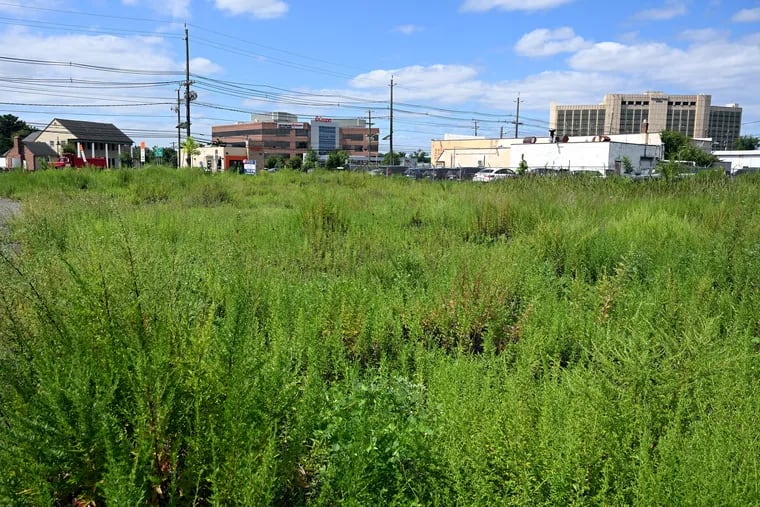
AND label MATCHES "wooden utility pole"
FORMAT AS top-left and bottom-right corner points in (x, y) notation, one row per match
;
(513, 94), (523, 138)
(176, 87), (181, 168)
(389, 76), (395, 168)
(368, 109), (373, 168)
